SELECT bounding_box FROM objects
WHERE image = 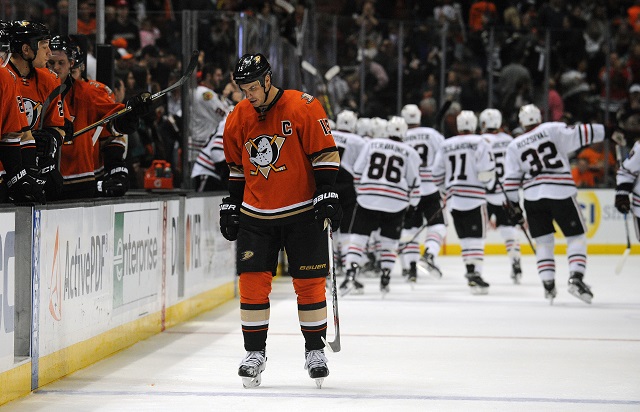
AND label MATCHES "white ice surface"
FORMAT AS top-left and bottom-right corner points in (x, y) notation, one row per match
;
(3, 254), (640, 411)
